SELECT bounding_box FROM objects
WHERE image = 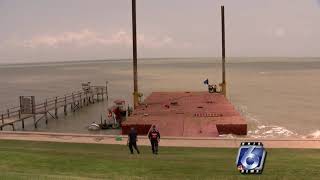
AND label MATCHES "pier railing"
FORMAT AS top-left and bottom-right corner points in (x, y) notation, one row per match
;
(0, 83), (108, 130)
